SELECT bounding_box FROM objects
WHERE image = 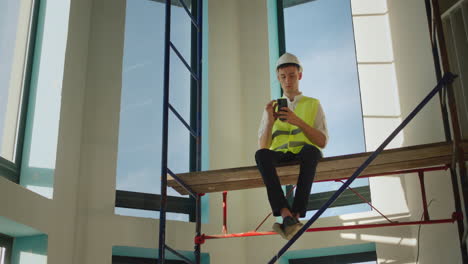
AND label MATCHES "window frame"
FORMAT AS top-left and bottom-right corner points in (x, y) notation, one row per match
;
(278, 0), (372, 213)
(114, 0), (201, 222)
(113, 255), (186, 264)
(0, 233), (13, 264)
(289, 251), (378, 264)
(0, 0), (41, 184)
